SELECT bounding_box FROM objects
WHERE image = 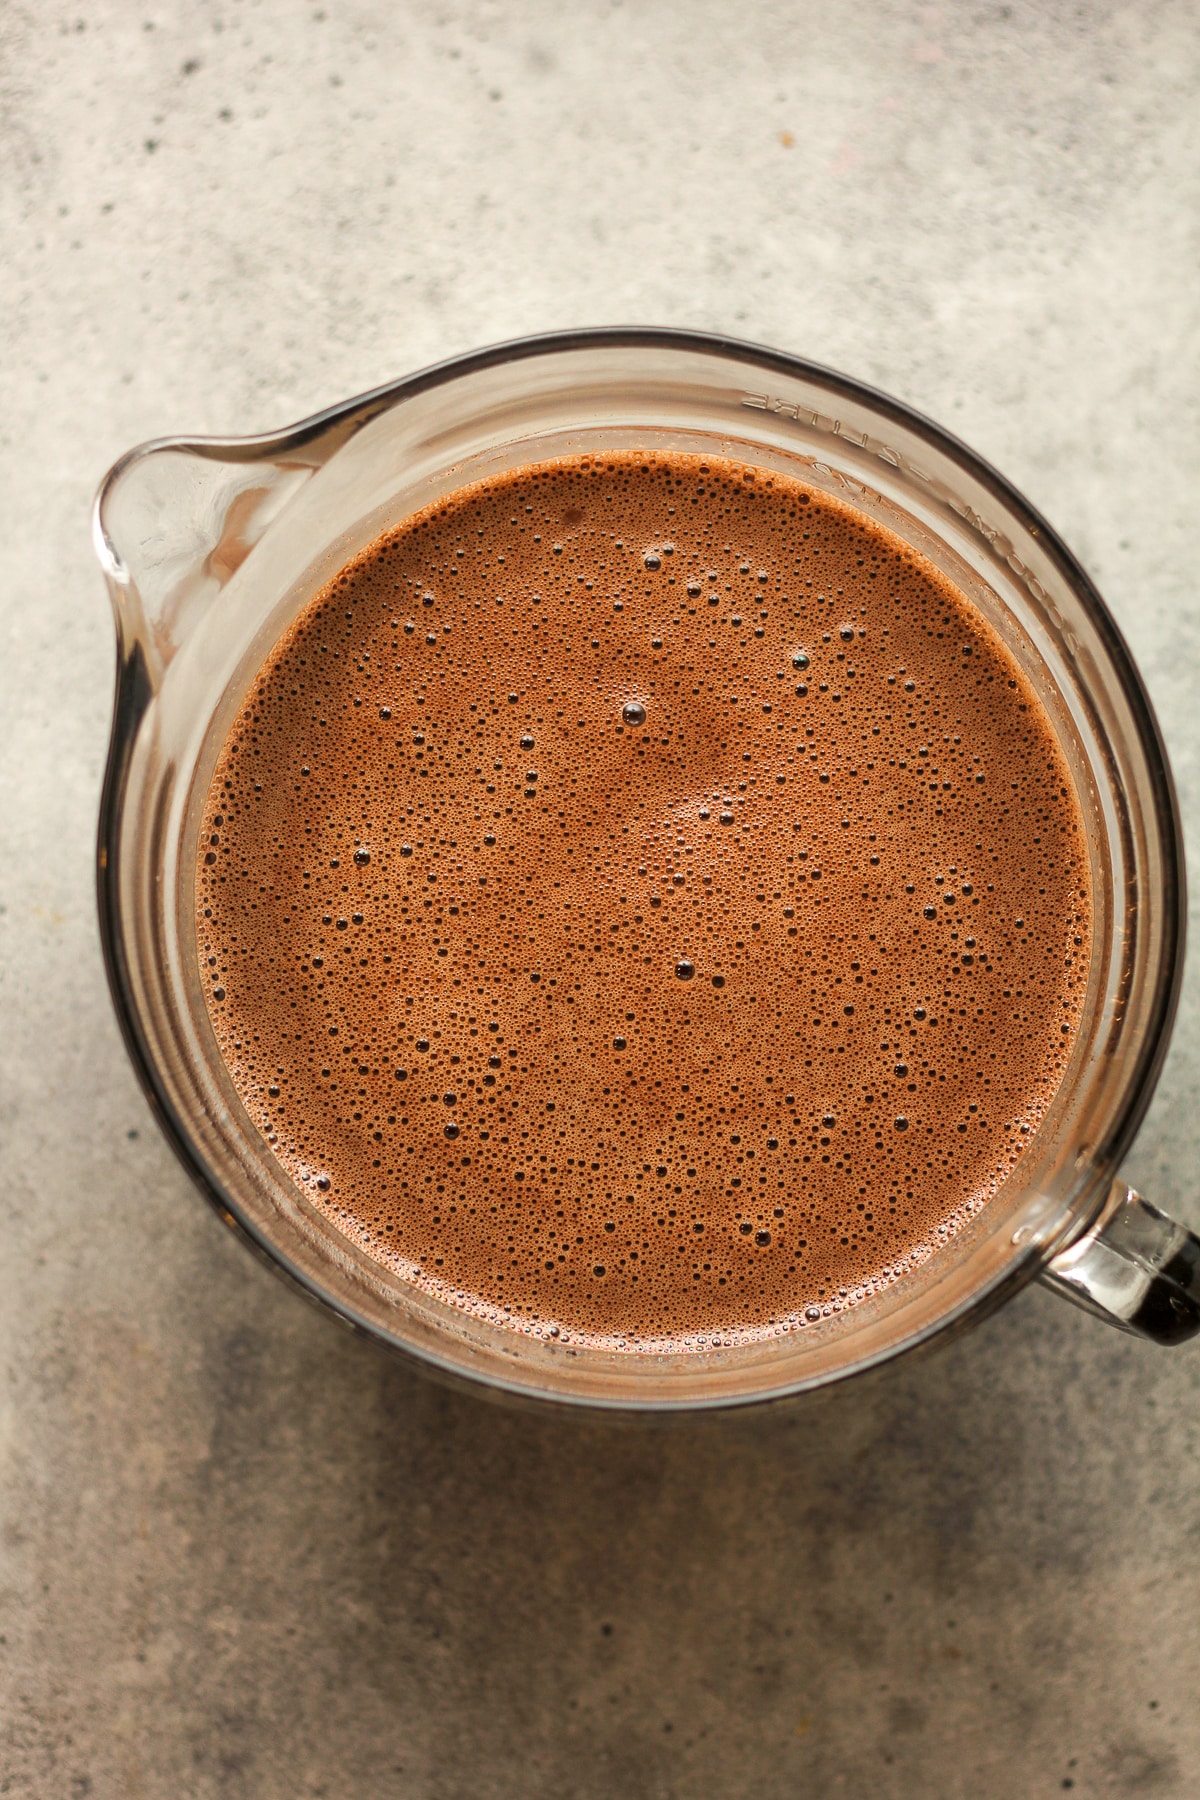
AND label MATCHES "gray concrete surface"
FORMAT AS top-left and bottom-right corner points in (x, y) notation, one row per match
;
(3, 2), (1200, 1794)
